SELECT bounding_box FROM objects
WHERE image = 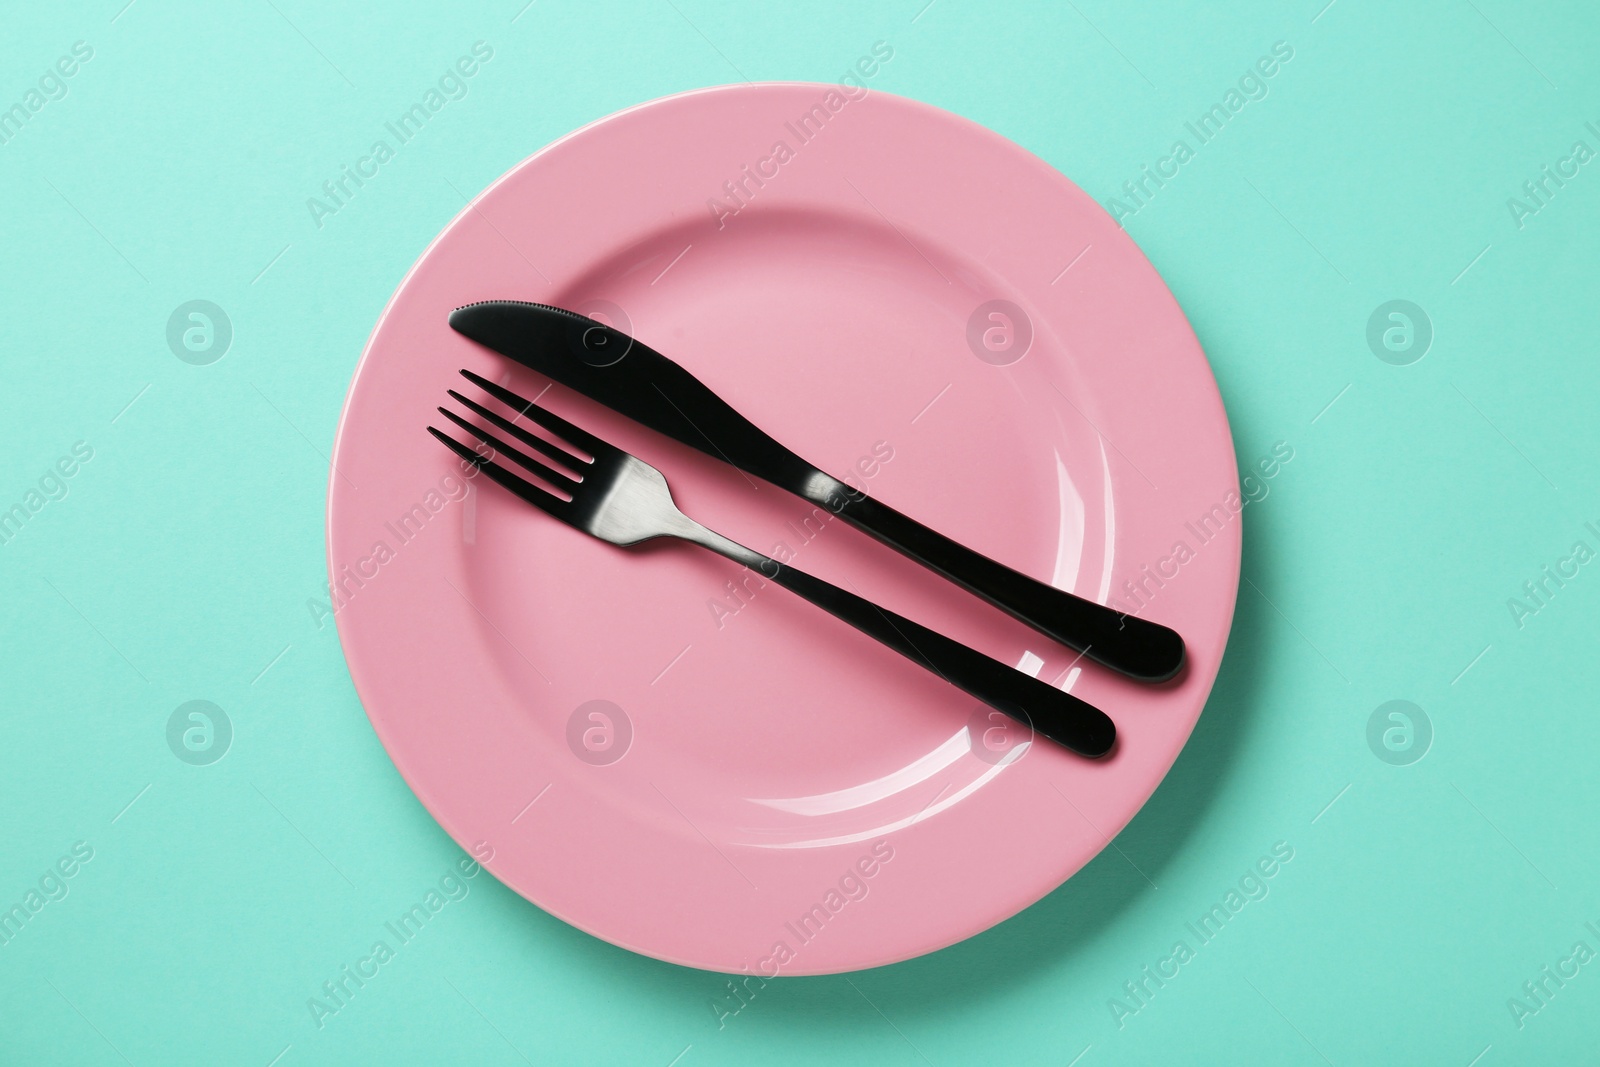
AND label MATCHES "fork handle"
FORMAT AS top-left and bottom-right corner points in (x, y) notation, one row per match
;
(825, 490), (1185, 683)
(769, 559), (1114, 758)
(692, 533), (1114, 758)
